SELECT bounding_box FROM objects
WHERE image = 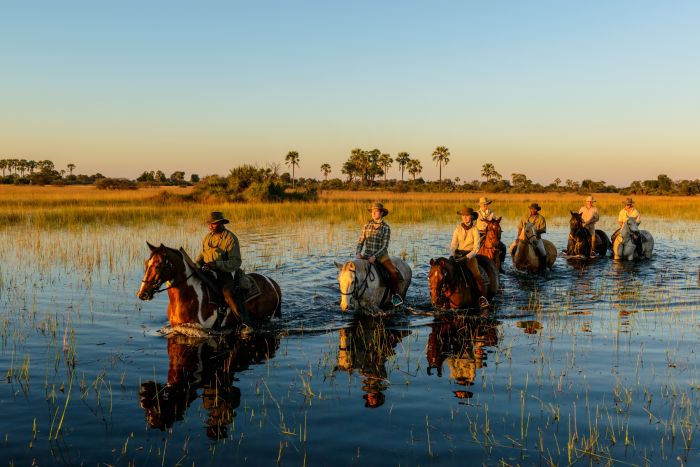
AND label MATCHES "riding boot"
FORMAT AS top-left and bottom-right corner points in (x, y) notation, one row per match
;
(537, 252), (548, 273)
(590, 231), (597, 257)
